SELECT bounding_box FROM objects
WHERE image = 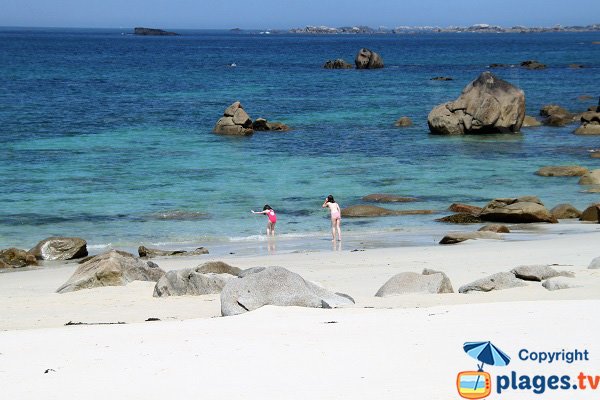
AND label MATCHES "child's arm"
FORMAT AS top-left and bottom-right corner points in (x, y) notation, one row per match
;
(251, 210), (267, 214)
(322, 199), (329, 208)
